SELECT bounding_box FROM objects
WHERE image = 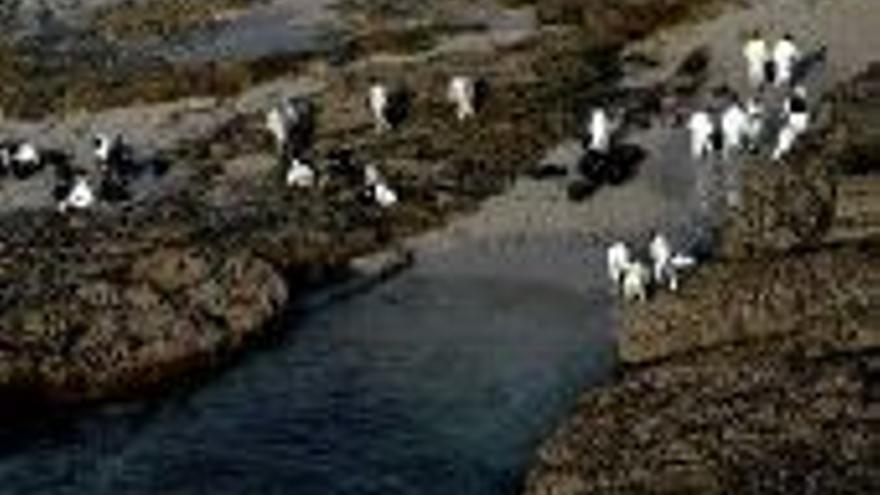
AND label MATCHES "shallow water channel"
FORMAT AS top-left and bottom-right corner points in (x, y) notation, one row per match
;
(0, 2), (714, 492)
(0, 122), (705, 494)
